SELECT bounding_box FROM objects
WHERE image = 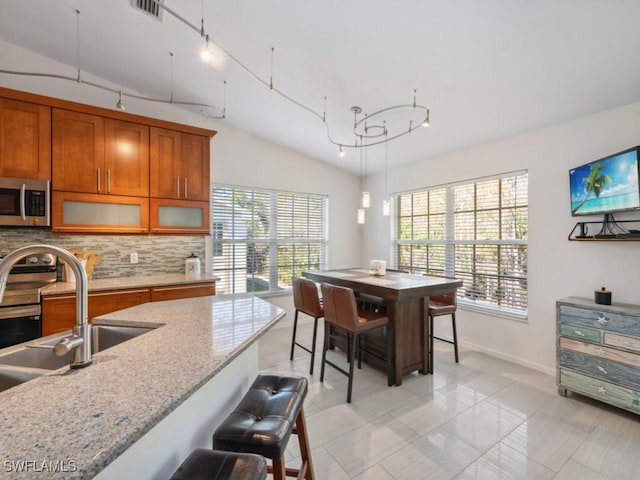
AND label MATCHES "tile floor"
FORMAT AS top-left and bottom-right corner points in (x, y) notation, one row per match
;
(258, 320), (640, 479)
